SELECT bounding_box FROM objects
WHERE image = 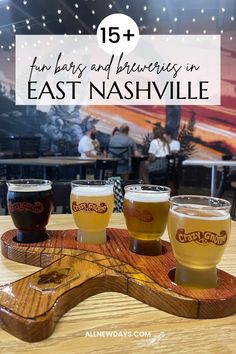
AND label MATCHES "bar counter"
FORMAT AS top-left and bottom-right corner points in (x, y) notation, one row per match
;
(0, 213), (236, 353)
